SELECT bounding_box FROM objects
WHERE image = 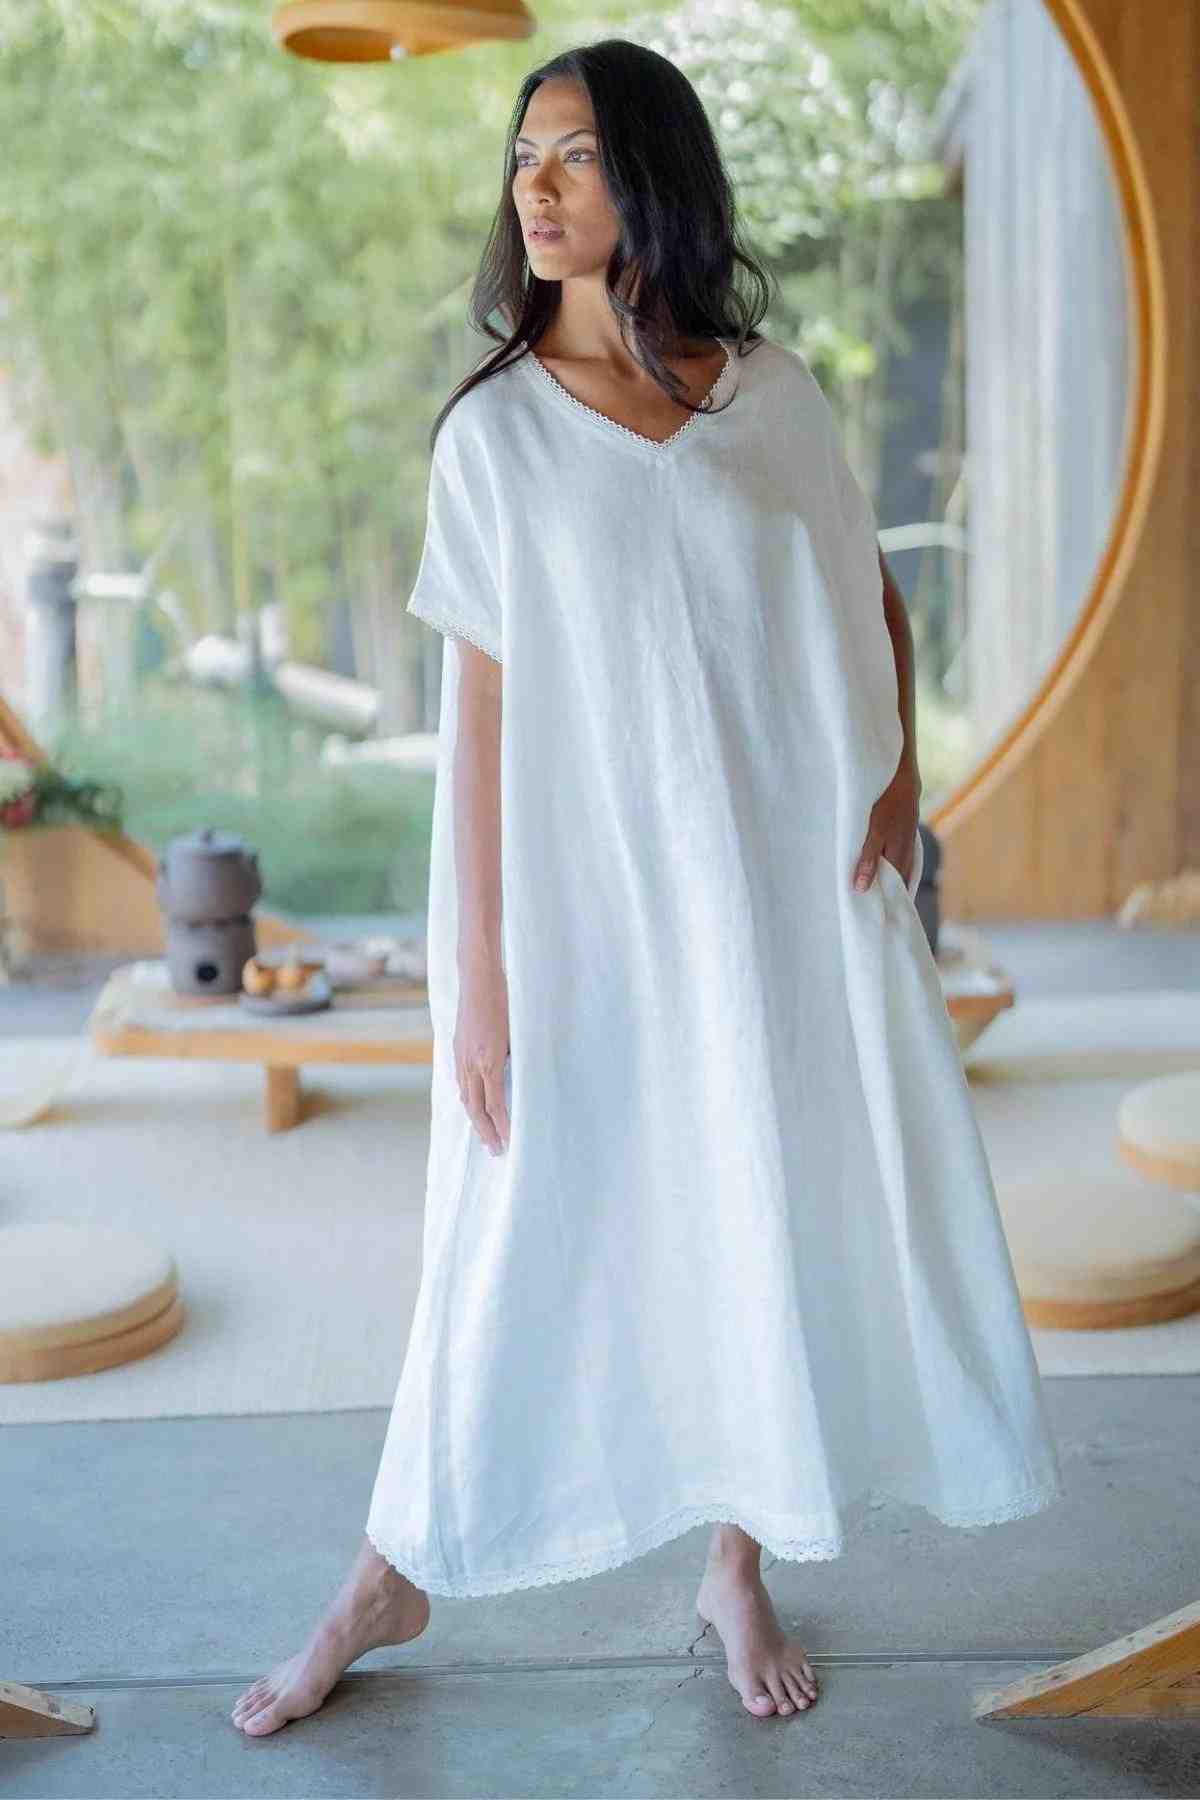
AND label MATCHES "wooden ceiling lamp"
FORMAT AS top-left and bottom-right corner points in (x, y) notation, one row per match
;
(270, 0), (535, 61)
